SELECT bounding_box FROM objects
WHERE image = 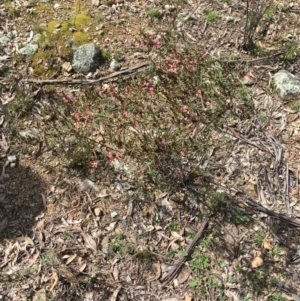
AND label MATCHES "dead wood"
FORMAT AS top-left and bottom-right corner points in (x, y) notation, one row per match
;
(160, 217), (209, 287)
(22, 63), (150, 86)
